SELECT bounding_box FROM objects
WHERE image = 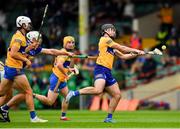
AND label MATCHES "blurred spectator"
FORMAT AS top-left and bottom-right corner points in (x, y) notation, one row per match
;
(160, 54), (173, 67)
(82, 59), (96, 72)
(41, 33), (51, 48)
(0, 10), (7, 29)
(123, 0), (134, 19)
(41, 77), (49, 91)
(0, 36), (6, 58)
(130, 55), (157, 80)
(168, 39), (180, 57)
(168, 39), (180, 64)
(31, 57), (45, 71)
(170, 27), (179, 45)
(86, 44), (98, 56)
(114, 59), (128, 70)
(155, 26), (169, 50)
(31, 74), (41, 88)
(130, 56), (145, 74)
(158, 3), (173, 34)
(139, 100), (170, 110)
(139, 55), (157, 80)
(130, 31), (142, 49)
(82, 44), (98, 72)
